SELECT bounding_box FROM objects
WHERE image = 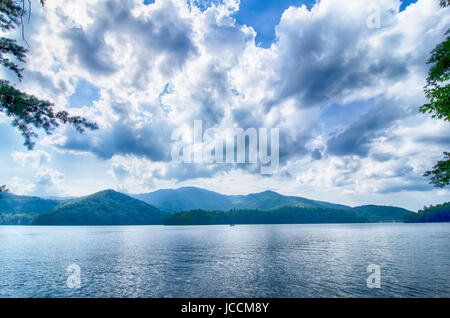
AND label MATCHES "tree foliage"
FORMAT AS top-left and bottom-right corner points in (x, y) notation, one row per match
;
(423, 151), (450, 187)
(0, 184), (8, 198)
(404, 202), (450, 223)
(419, 31), (449, 121)
(420, 0), (449, 187)
(0, 80), (98, 149)
(0, 0), (97, 150)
